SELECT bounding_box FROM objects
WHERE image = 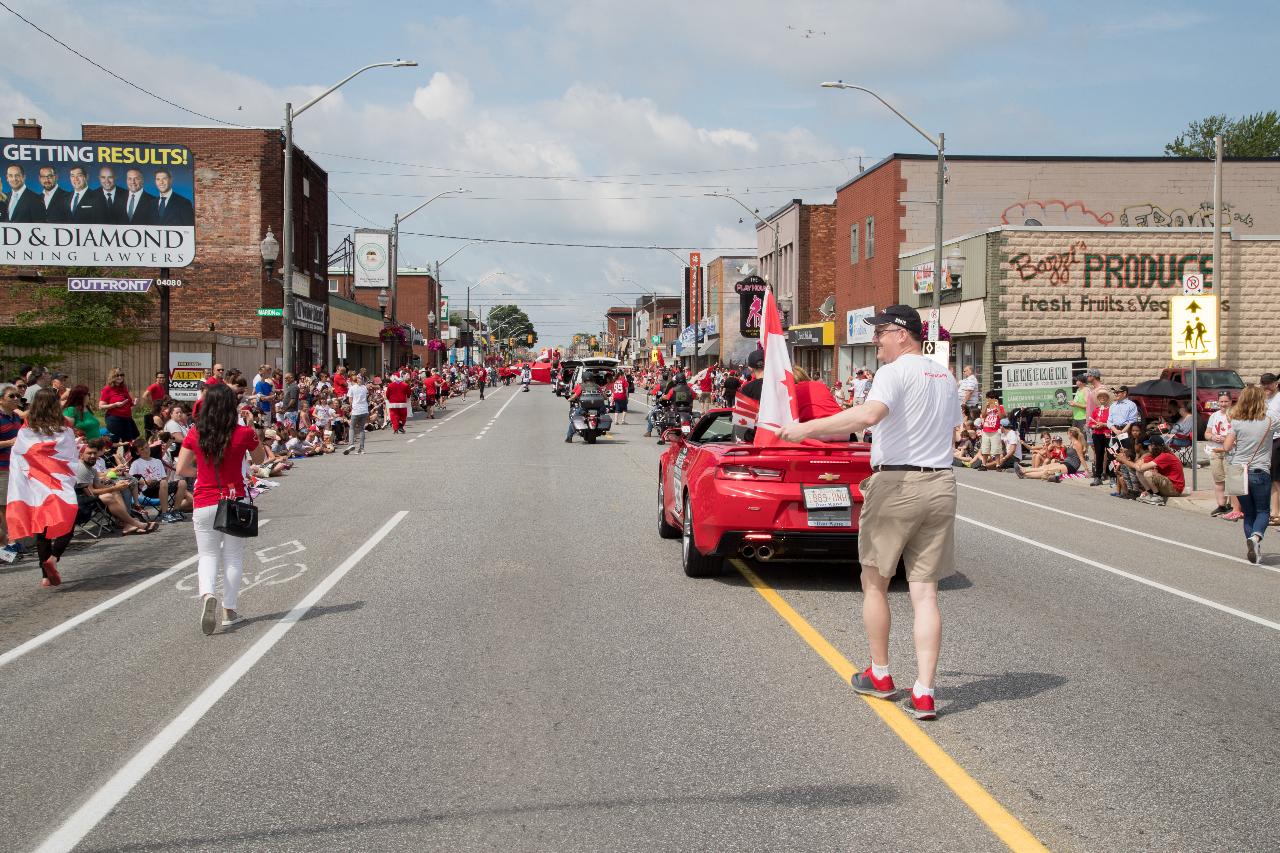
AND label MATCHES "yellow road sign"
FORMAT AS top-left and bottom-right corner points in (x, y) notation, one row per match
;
(1170, 294), (1218, 360)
